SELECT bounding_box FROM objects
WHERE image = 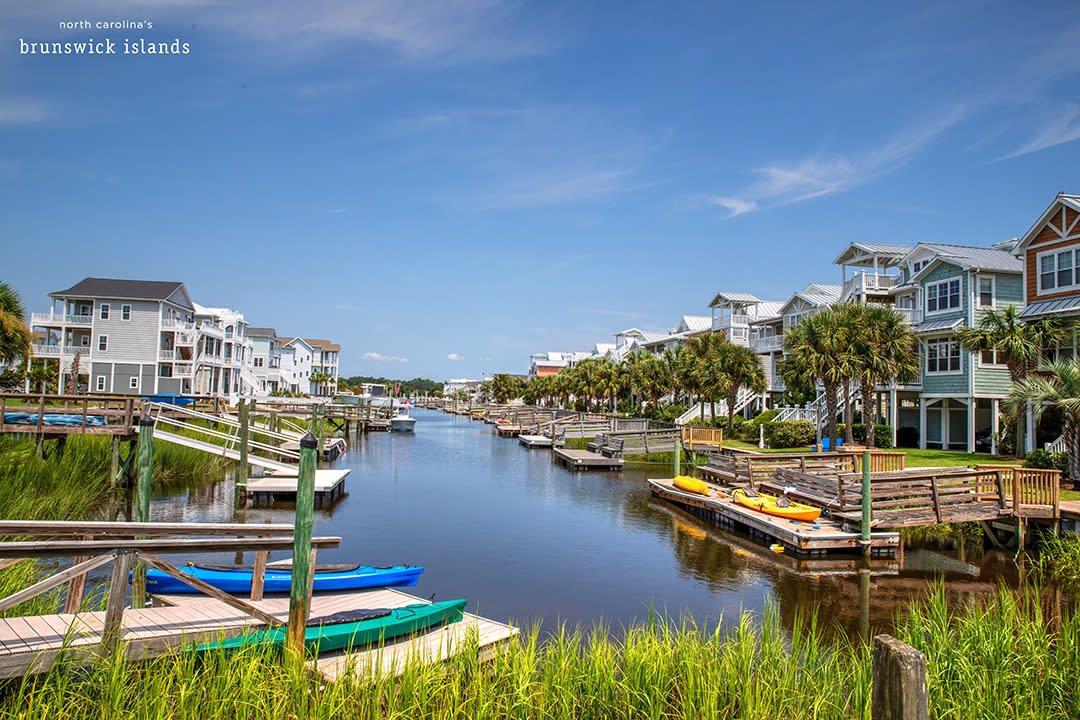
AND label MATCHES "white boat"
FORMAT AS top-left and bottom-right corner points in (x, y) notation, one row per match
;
(389, 403), (416, 432)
